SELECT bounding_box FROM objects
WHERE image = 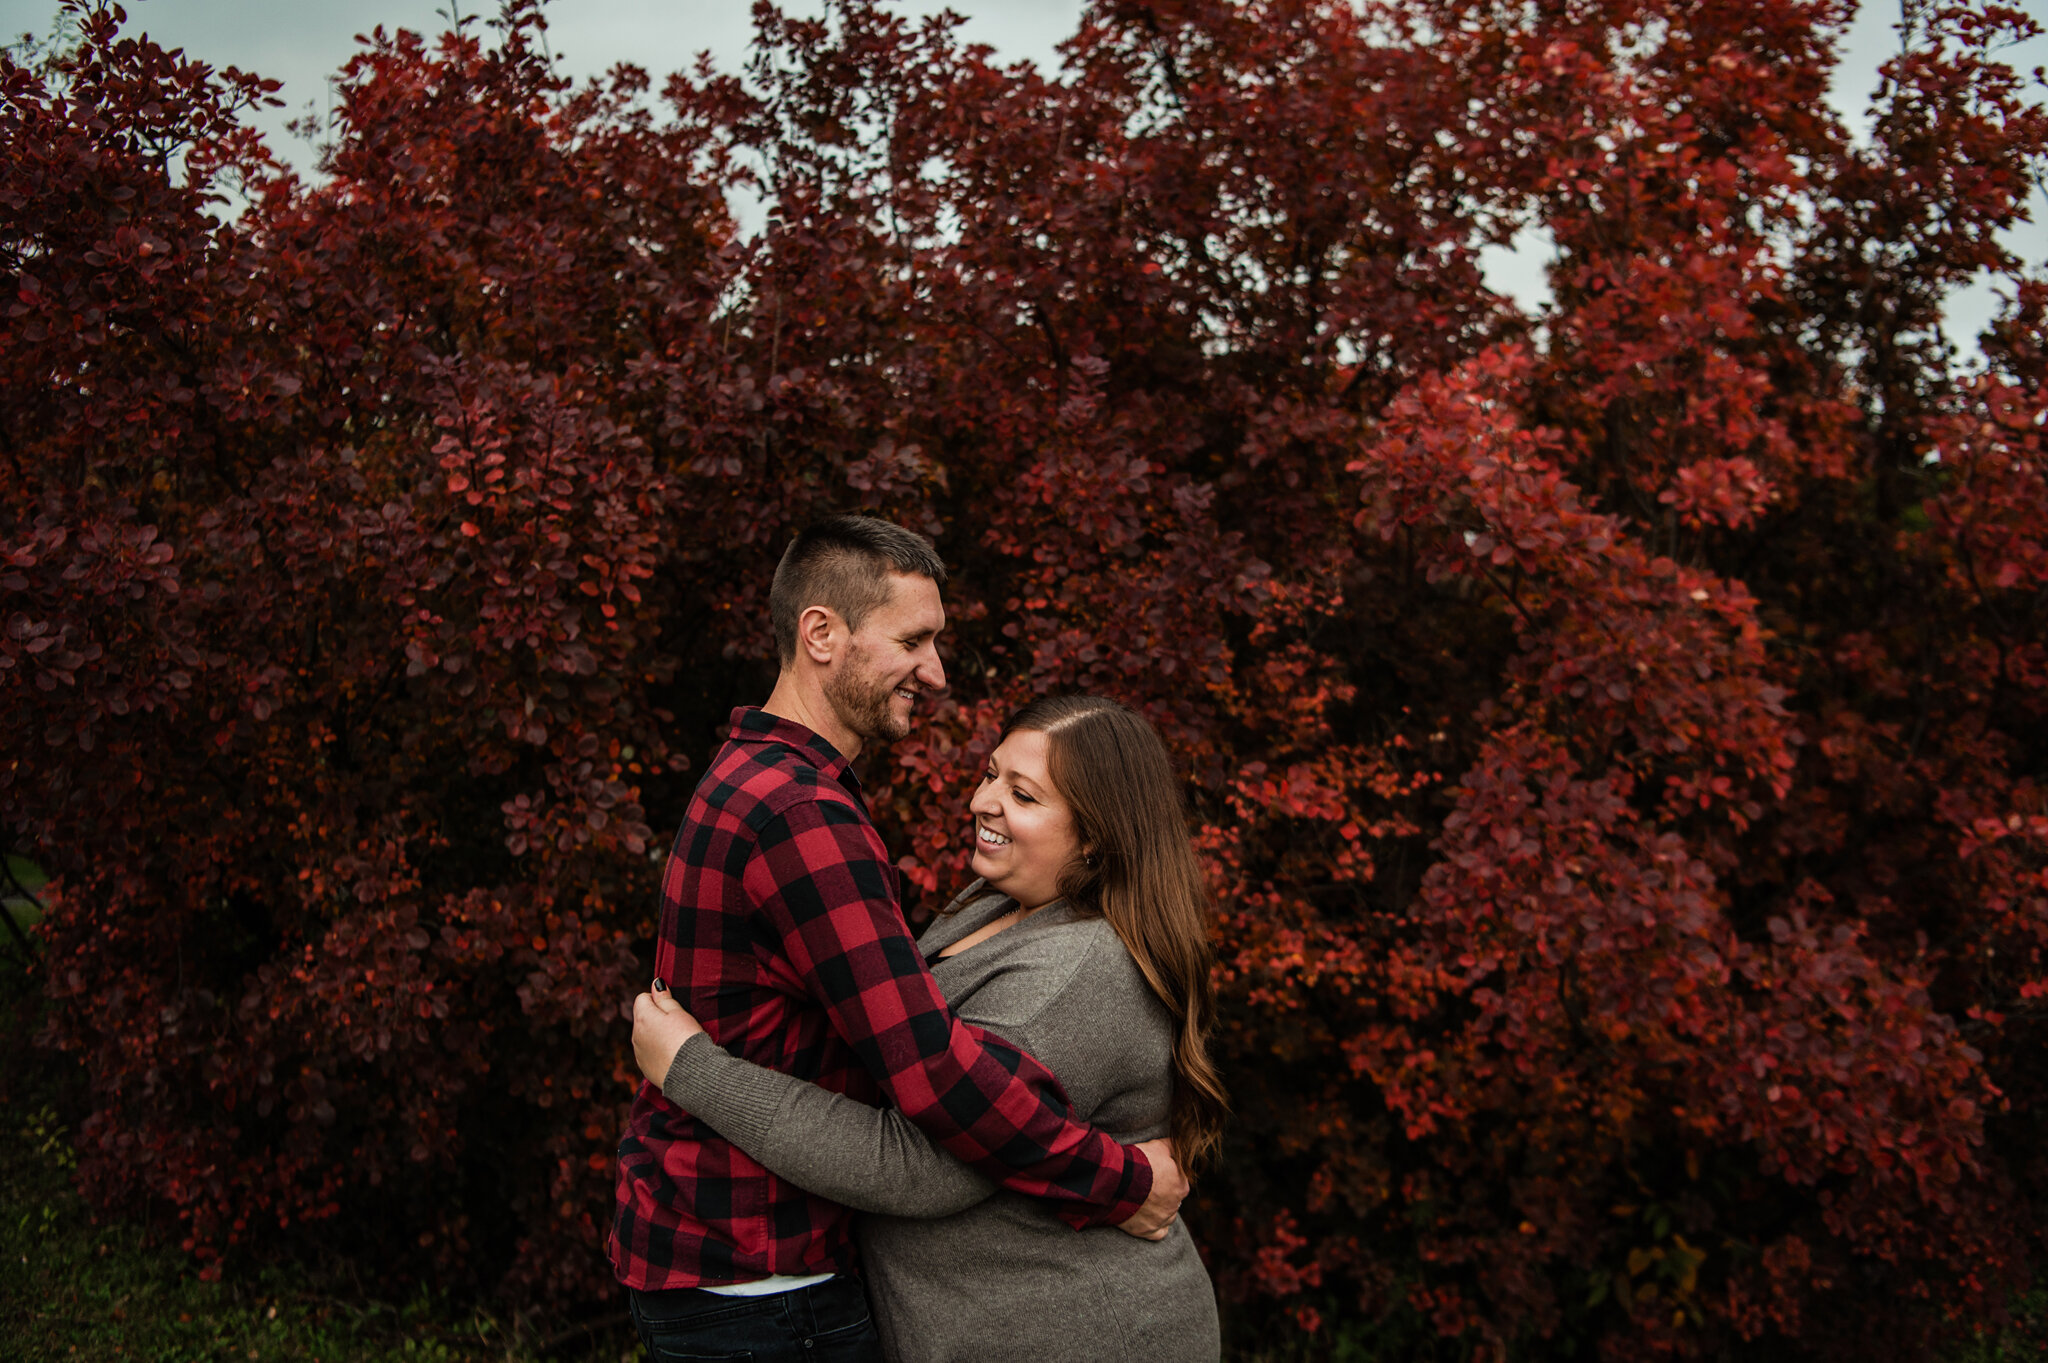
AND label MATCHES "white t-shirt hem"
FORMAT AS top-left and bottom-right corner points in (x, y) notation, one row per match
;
(697, 1271), (836, 1297)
